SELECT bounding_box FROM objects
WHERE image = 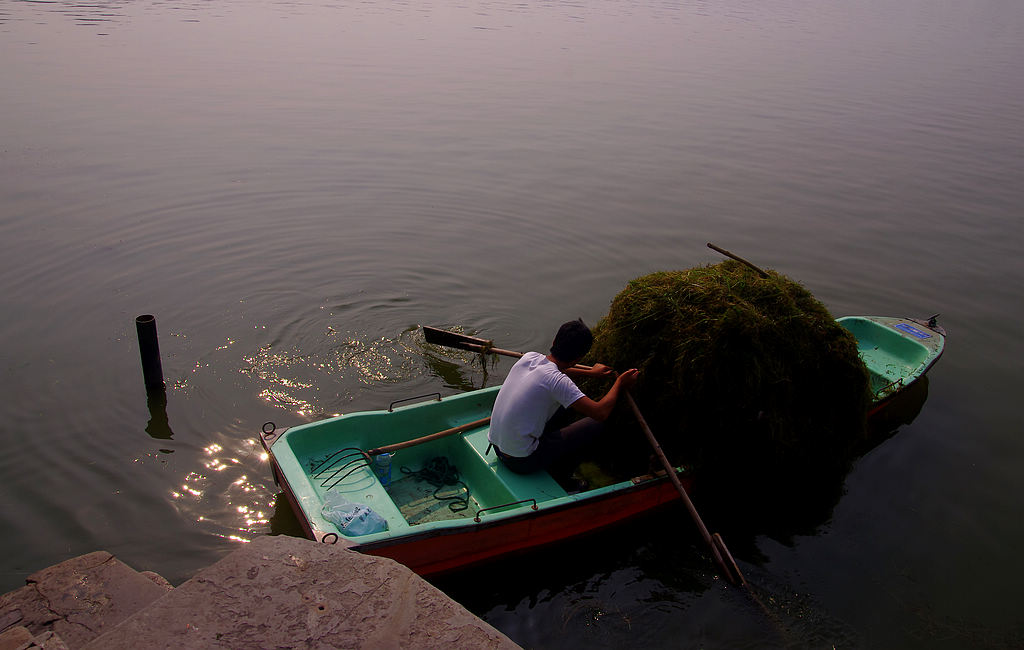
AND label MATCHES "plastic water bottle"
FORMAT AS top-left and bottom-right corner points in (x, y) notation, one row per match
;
(373, 453), (392, 486)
